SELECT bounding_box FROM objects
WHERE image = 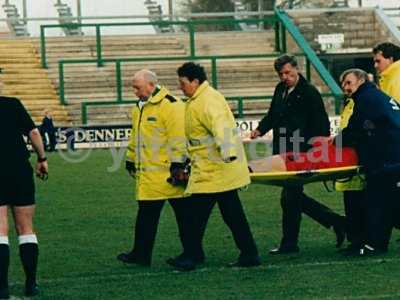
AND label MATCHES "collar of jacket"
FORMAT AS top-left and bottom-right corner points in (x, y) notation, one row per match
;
(187, 81), (210, 102)
(352, 81), (376, 100)
(380, 59), (400, 81)
(291, 73), (308, 92)
(147, 86), (169, 105)
(278, 73), (307, 95)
